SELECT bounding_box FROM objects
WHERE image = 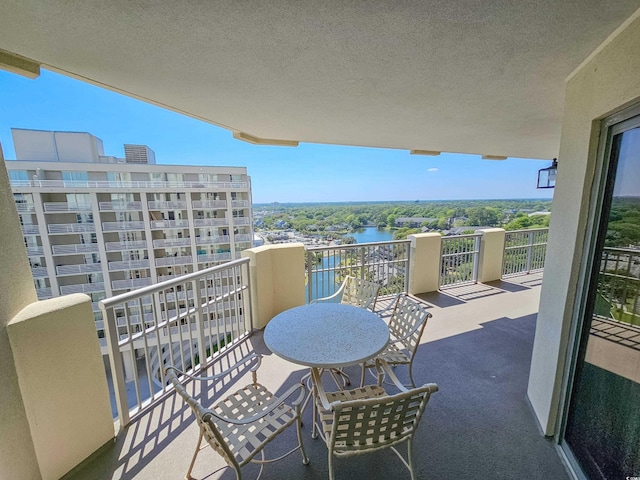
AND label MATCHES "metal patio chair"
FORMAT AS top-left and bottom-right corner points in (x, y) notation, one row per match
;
(312, 275), (380, 311)
(361, 293), (432, 388)
(311, 359), (438, 480)
(166, 353), (309, 480)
